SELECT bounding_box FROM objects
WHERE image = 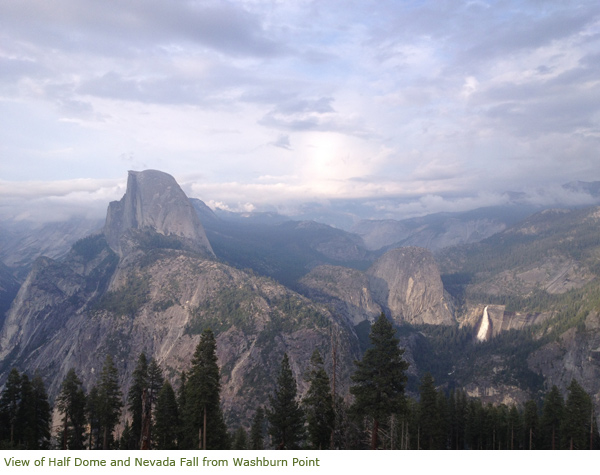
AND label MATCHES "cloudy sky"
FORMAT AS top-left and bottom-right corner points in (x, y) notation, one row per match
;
(1, 0), (599, 222)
